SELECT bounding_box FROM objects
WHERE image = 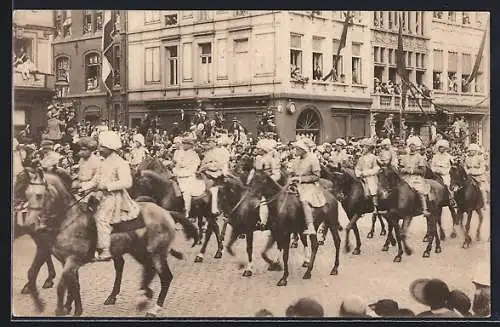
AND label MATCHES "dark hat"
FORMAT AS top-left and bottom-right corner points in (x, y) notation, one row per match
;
(397, 308), (415, 317)
(368, 299), (399, 317)
(254, 309), (274, 317)
(447, 290), (471, 316)
(78, 137), (98, 150)
(286, 297), (324, 317)
(409, 278), (450, 308)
